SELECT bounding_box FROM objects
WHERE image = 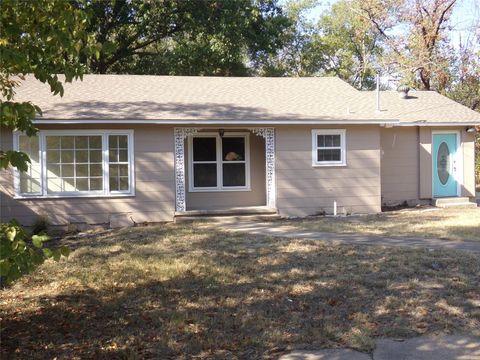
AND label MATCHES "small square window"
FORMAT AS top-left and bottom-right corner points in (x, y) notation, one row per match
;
(312, 130), (346, 166)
